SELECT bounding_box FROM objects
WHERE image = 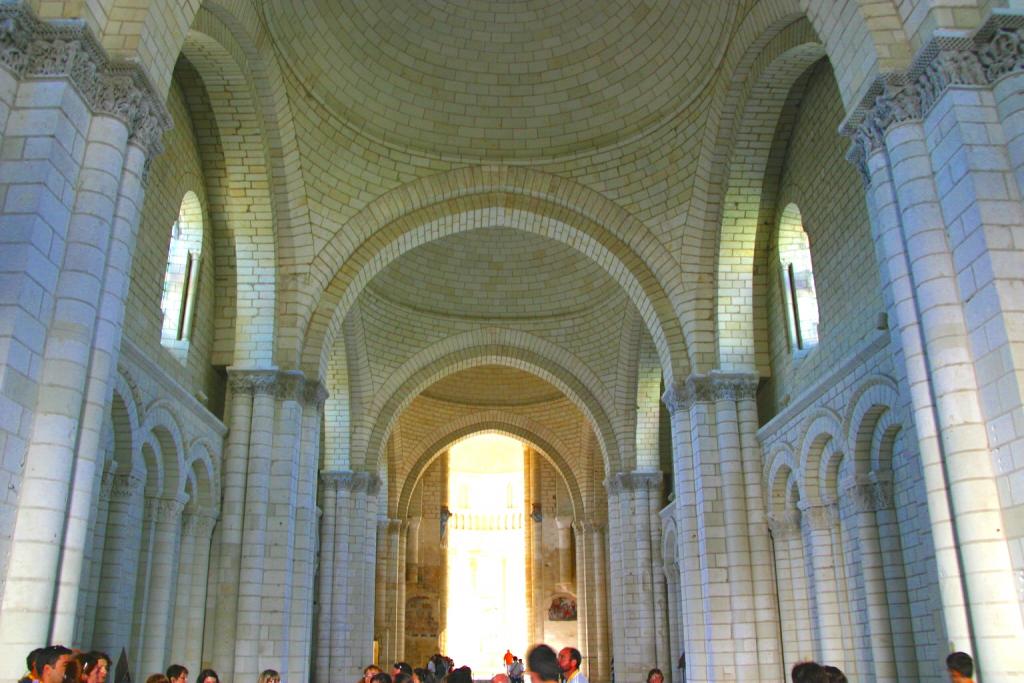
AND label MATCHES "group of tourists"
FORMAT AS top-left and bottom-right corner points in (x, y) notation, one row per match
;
(789, 651), (976, 682)
(16, 647), (276, 683)
(361, 658), (466, 683)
